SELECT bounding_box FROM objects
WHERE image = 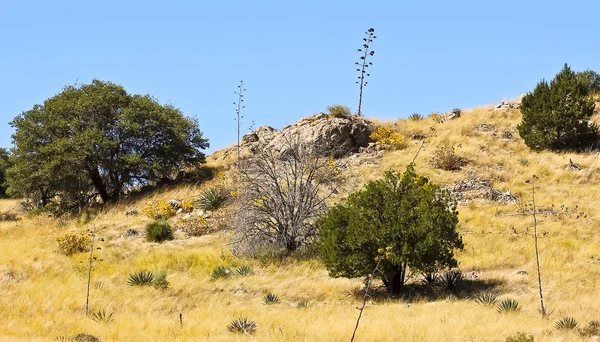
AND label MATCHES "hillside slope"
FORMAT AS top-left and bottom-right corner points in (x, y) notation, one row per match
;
(1, 102), (600, 341)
